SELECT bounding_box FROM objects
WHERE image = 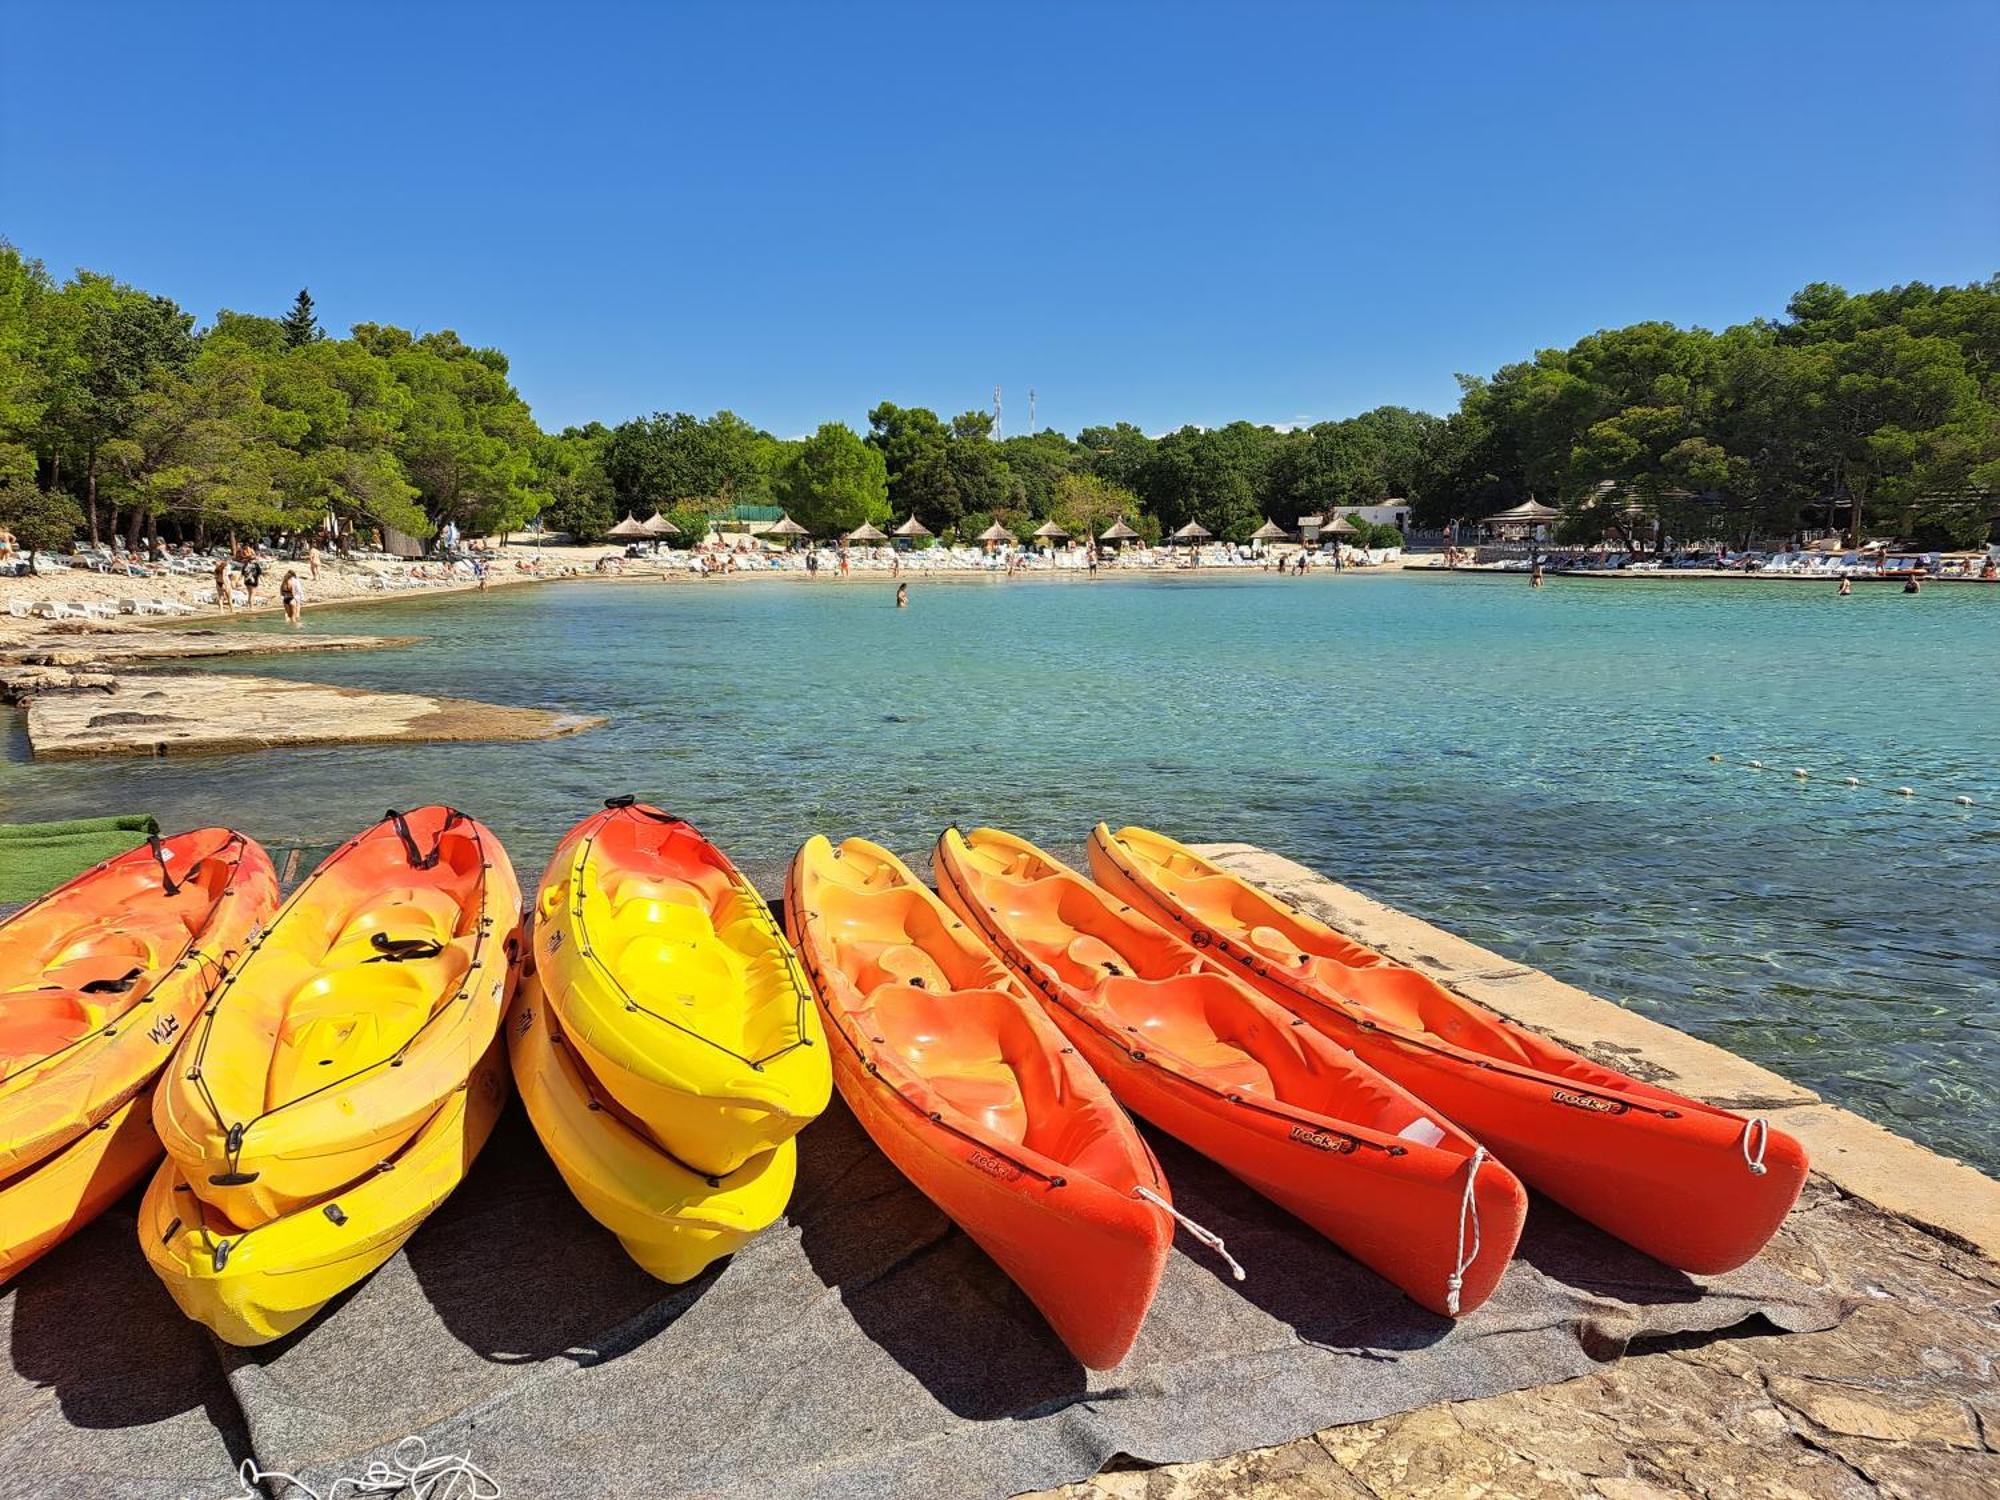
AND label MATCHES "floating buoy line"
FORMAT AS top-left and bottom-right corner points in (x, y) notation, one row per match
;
(1710, 755), (1996, 817)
